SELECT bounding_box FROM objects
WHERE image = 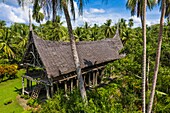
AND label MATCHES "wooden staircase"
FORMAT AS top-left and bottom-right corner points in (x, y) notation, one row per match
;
(31, 84), (43, 99)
